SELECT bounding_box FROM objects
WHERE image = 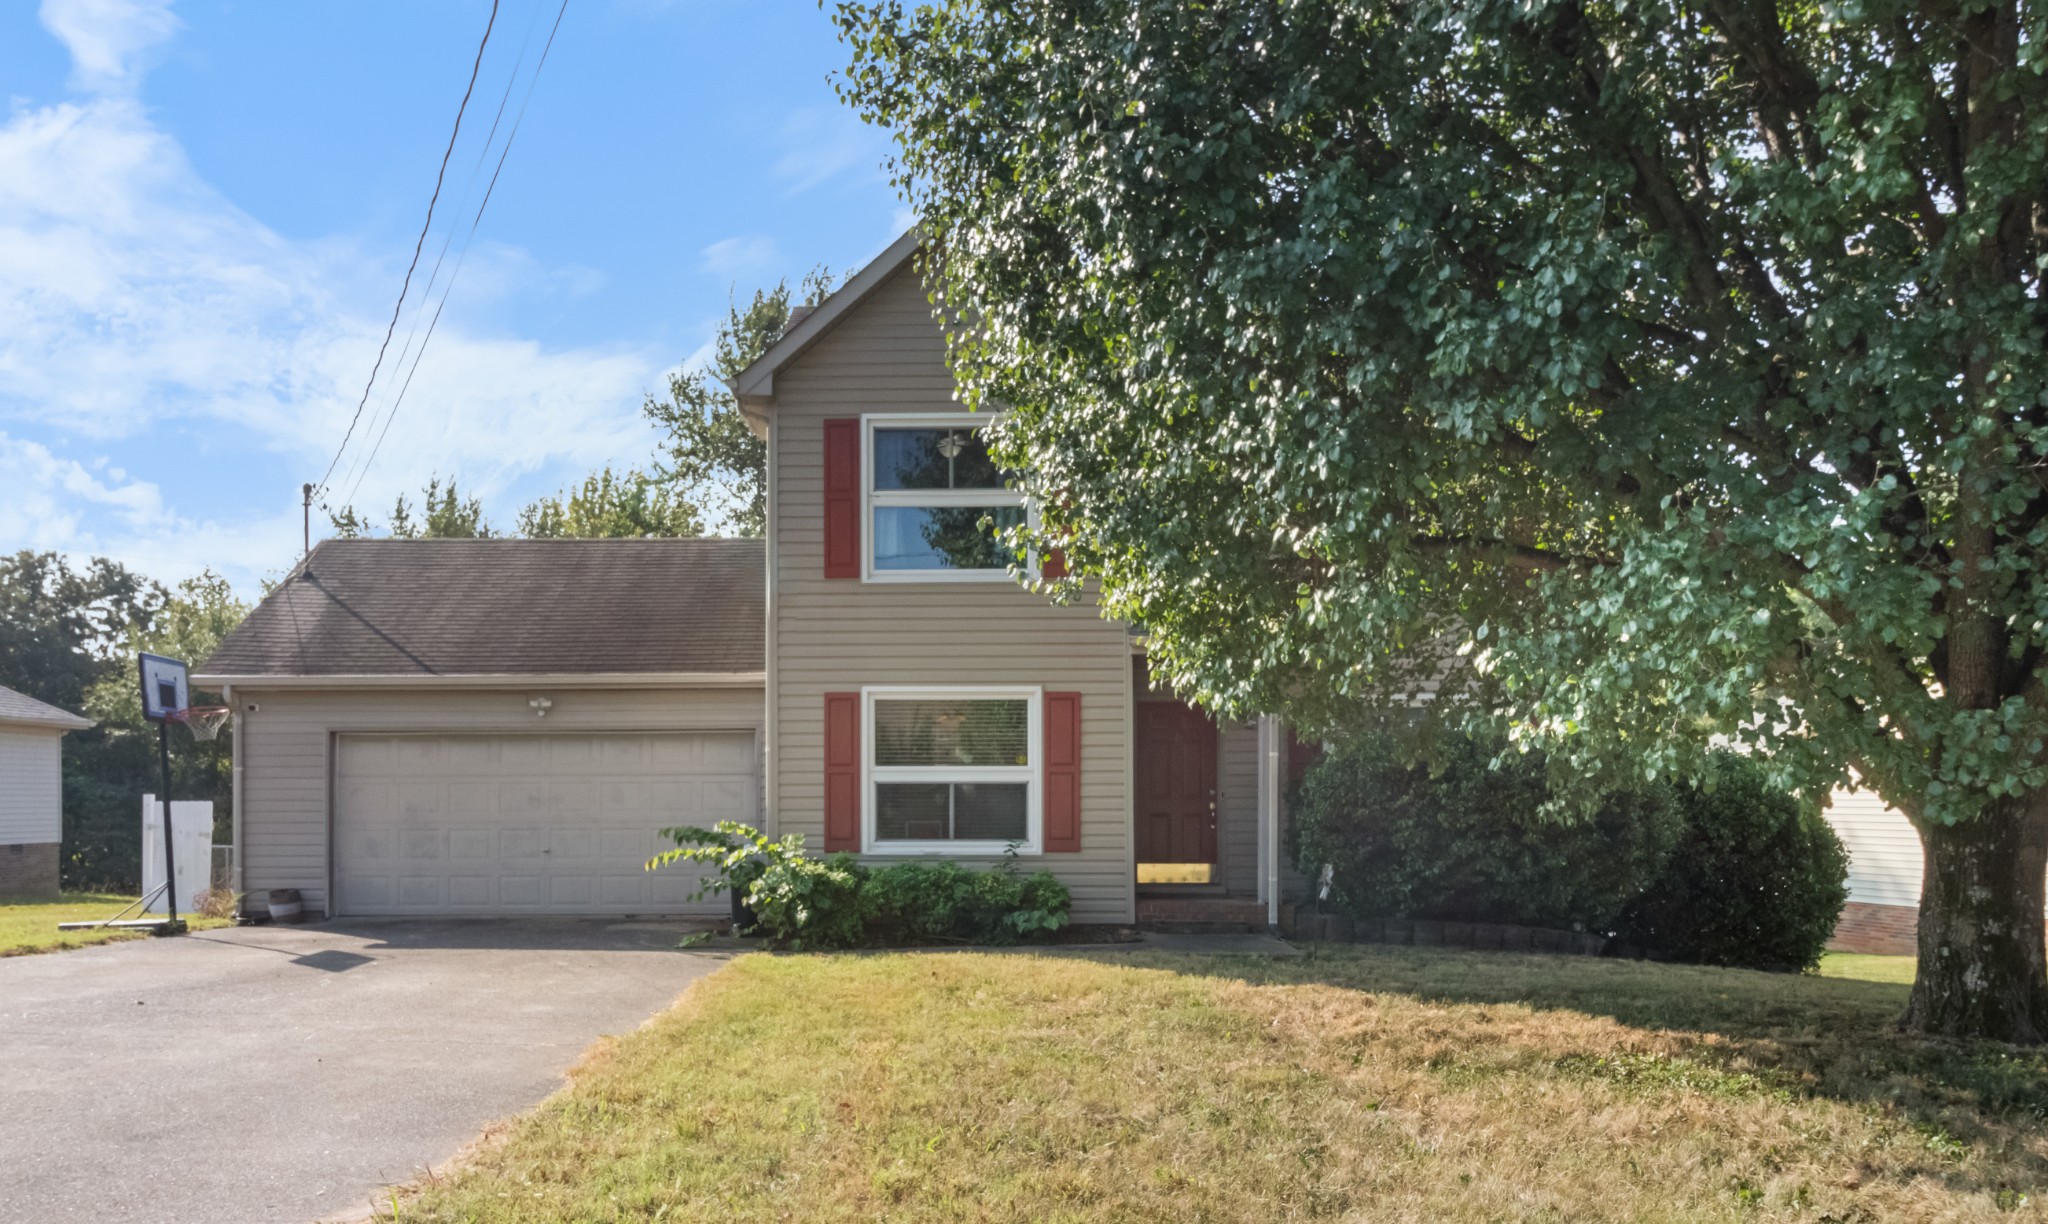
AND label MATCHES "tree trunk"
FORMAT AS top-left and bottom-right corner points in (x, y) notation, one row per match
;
(1903, 792), (2048, 1043)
